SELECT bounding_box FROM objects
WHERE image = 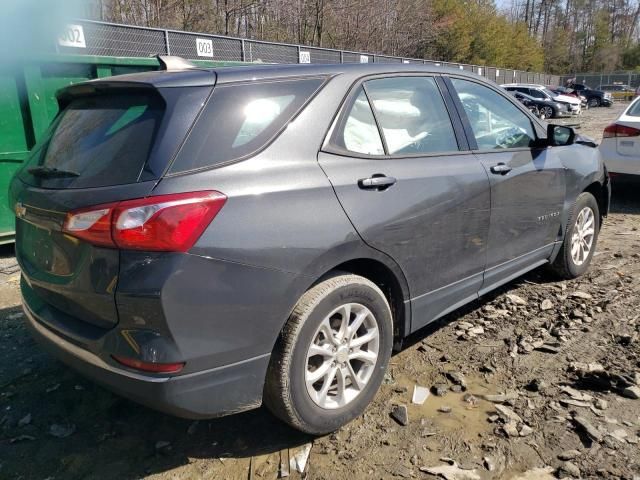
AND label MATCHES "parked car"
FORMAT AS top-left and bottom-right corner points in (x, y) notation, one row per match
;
(511, 90), (564, 119)
(11, 59), (610, 435)
(567, 82), (613, 107)
(549, 86), (588, 110)
(501, 83), (581, 116)
(599, 96), (640, 175)
(596, 84), (635, 101)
